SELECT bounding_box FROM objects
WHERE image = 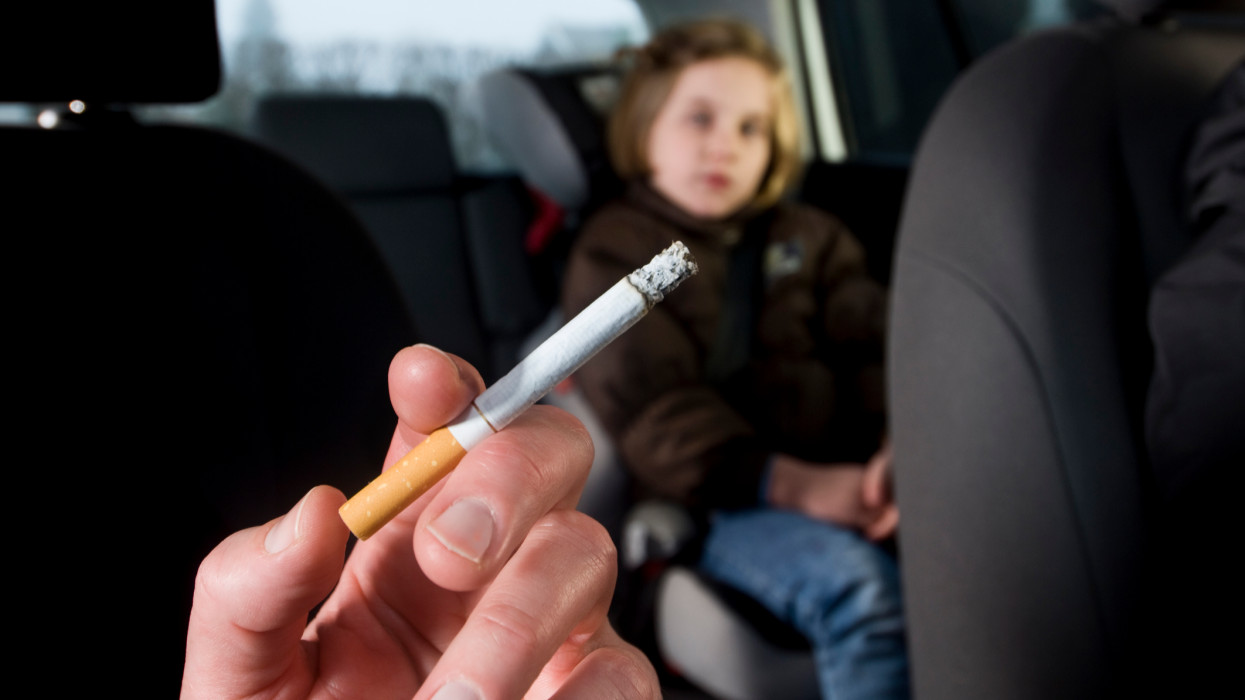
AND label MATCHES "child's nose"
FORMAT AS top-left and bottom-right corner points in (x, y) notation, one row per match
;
(705, 126), (739, 160)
